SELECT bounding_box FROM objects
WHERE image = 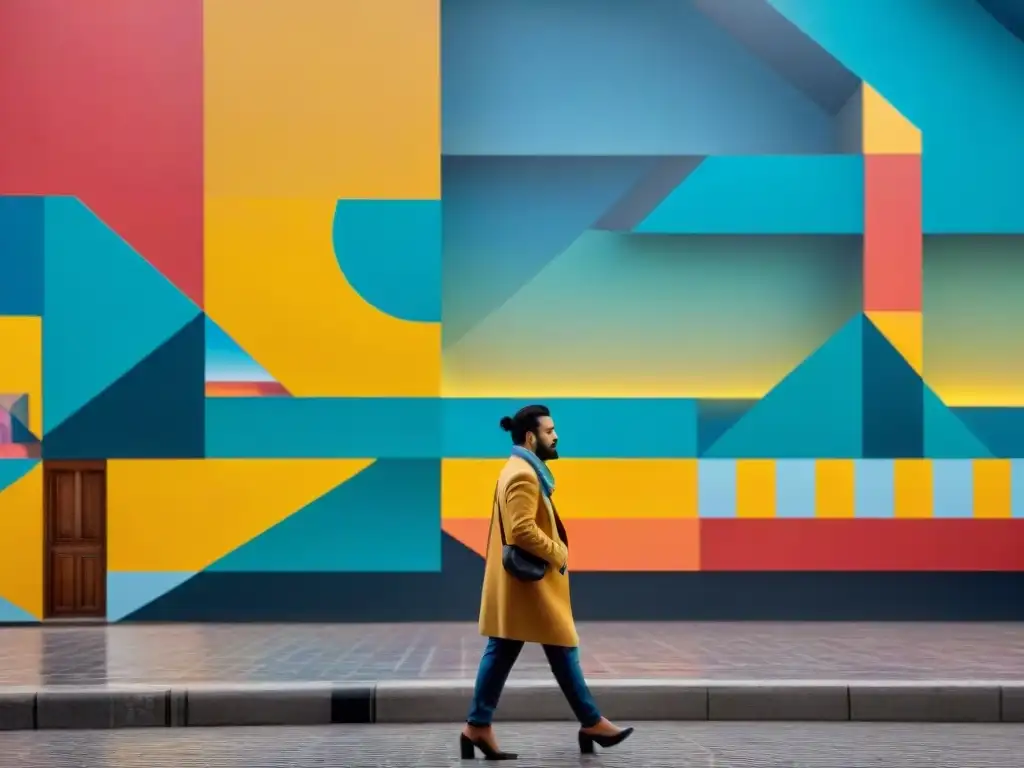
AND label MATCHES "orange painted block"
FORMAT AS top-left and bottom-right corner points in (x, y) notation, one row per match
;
(974, 460), (1012, 518)
(735, 460), (775, 518)
(864, 155), (922, 312)
(565, 519), (700, 571)
(442, 518), (700, 571)
(894, 460), (932, 518)
(814, 460), (855, 518)
(442, 518), (489, 557)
